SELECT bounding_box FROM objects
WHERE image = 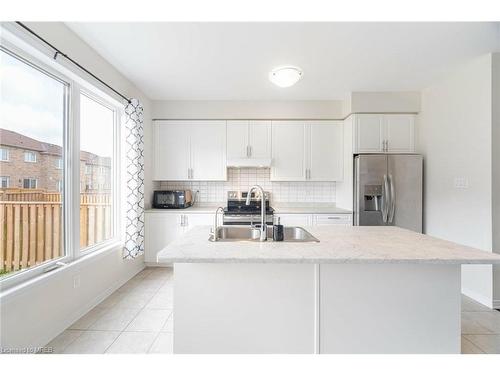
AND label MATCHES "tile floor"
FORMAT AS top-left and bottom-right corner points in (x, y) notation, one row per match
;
(47, 267), (500, 354)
